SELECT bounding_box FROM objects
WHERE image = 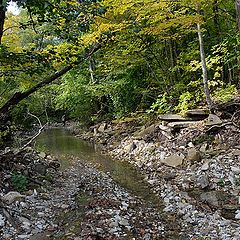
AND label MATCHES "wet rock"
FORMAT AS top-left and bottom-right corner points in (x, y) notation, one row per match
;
(187, 147), (201, 162)
(2, 191), (25, 204)
(161, 154), (184, 167)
